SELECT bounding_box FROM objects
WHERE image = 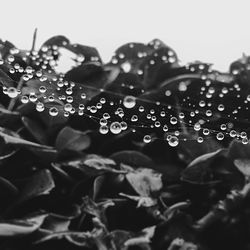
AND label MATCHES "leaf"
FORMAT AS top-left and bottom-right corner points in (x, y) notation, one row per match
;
(17, 169), (55, 203)
(41, 35), (70, 48)
(0, 39), (15, 59)
(81, 196), (114, 225)
(139, 46), (179, 89)
(34, 231), (91, 245)
(147, 38), (167, 49)
(0, 106), (20, 126)
(0, 214), (47, 236)
(41, 213), (72, 232)
(177, 131), (222, 164)
(181, 149), (227, 185)
(119, 193), (157, 208)
(39, 101), (68, 128)
(0, 68), (16, 87)
(0, 176), (18, 197)
(64, 61), (103, 83)
(109, 230), (133, 250)
(168, 238), (198, 250)
(22, 116), (48, 145)
(67, 43), (102, 63)
(234, 159), (250, 178)
(55, 126), (91, 152)
(110, 150), (154, 168)
(104, 72), (144, 96)
(0, 127), (54, 150)
(110, 42), (153, 76)
(228, 139), (250, 160)
(62, 154), (126, 176)
(0, 130), (17, 161)
(124, 226), (156, 247)
(122, 165), (163, 197)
